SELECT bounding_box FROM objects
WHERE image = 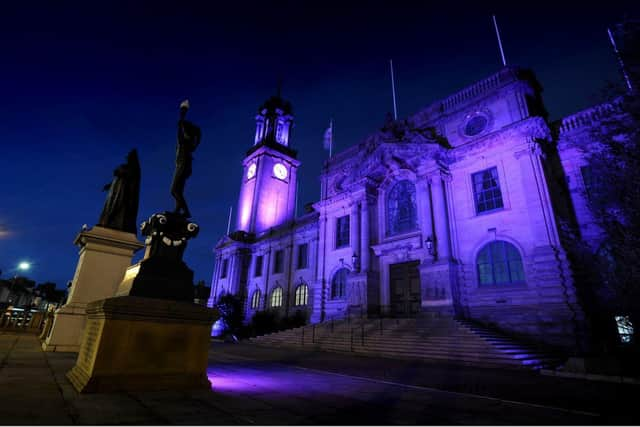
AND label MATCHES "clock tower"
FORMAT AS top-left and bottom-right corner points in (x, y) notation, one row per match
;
(235, 95), (300, 235)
